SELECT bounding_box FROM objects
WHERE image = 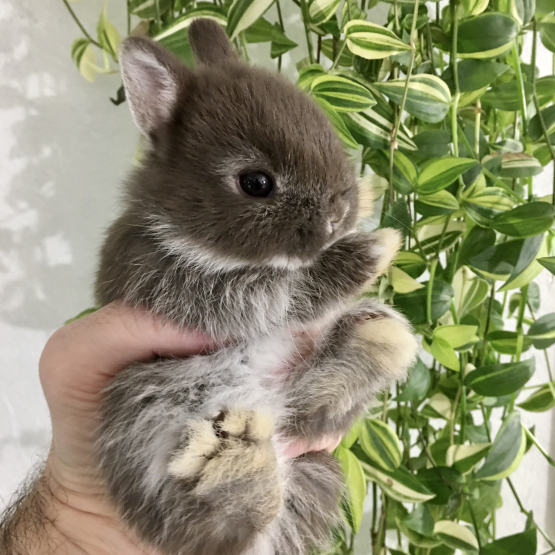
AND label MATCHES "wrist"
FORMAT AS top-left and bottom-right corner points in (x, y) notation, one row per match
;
(1, 461), (157, 555)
